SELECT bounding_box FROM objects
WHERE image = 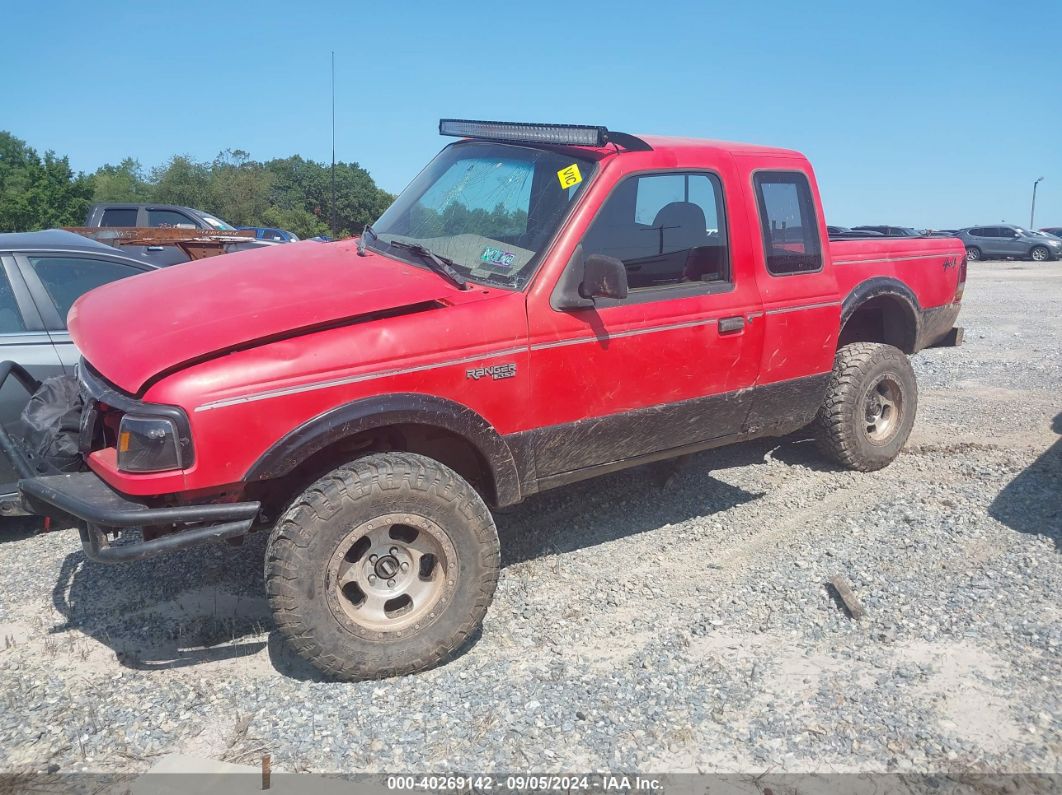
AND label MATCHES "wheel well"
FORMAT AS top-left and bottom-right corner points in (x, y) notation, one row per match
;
(838, 295), (917, 354)
(249, 423), (498, 519)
